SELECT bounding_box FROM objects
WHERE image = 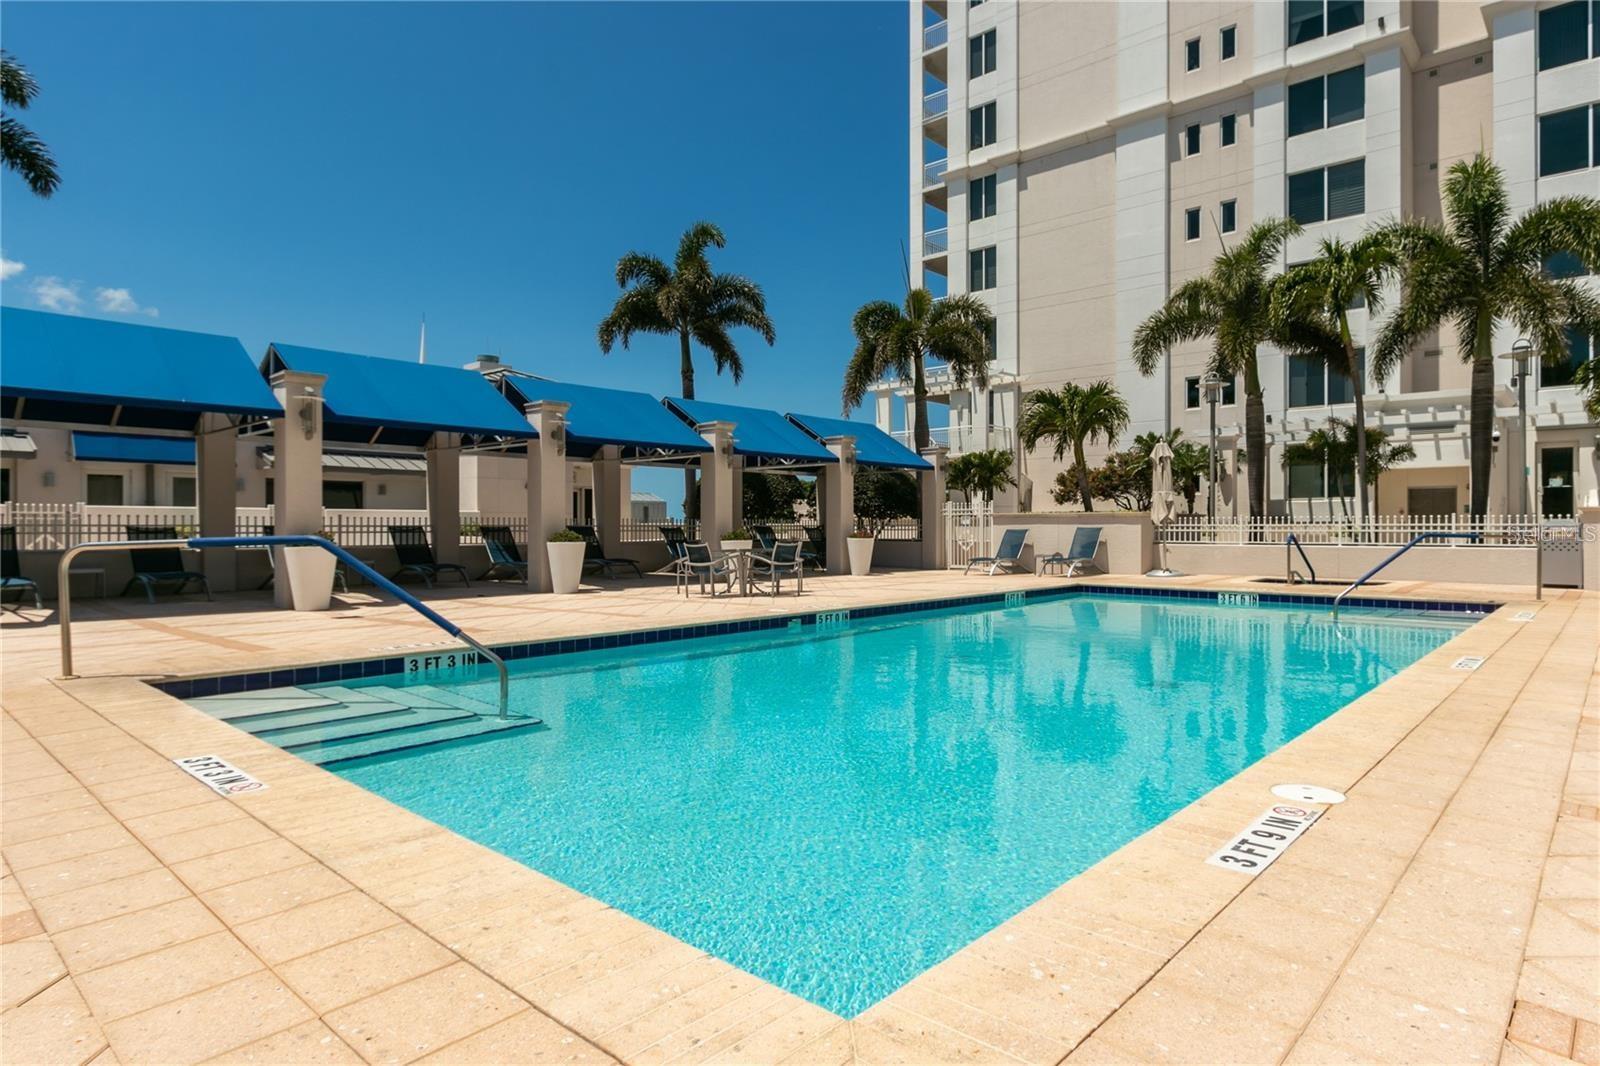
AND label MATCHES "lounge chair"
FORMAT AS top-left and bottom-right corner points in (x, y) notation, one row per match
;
(1, 526), (41, 610)
(121, 525), (212, 603)
(567, 524), (642, 578)
(802, 526), (826, 571)
(750, 539), (804, 597)
(479, 525), (528, 581)
(387, 525), (470, 588)
(652, 525), (689, 576)
(680, 541), (736, 597)
(964, 527), (1029, 576)
(750, 525), (779, 554)
(1037, 526), (1103, 577)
